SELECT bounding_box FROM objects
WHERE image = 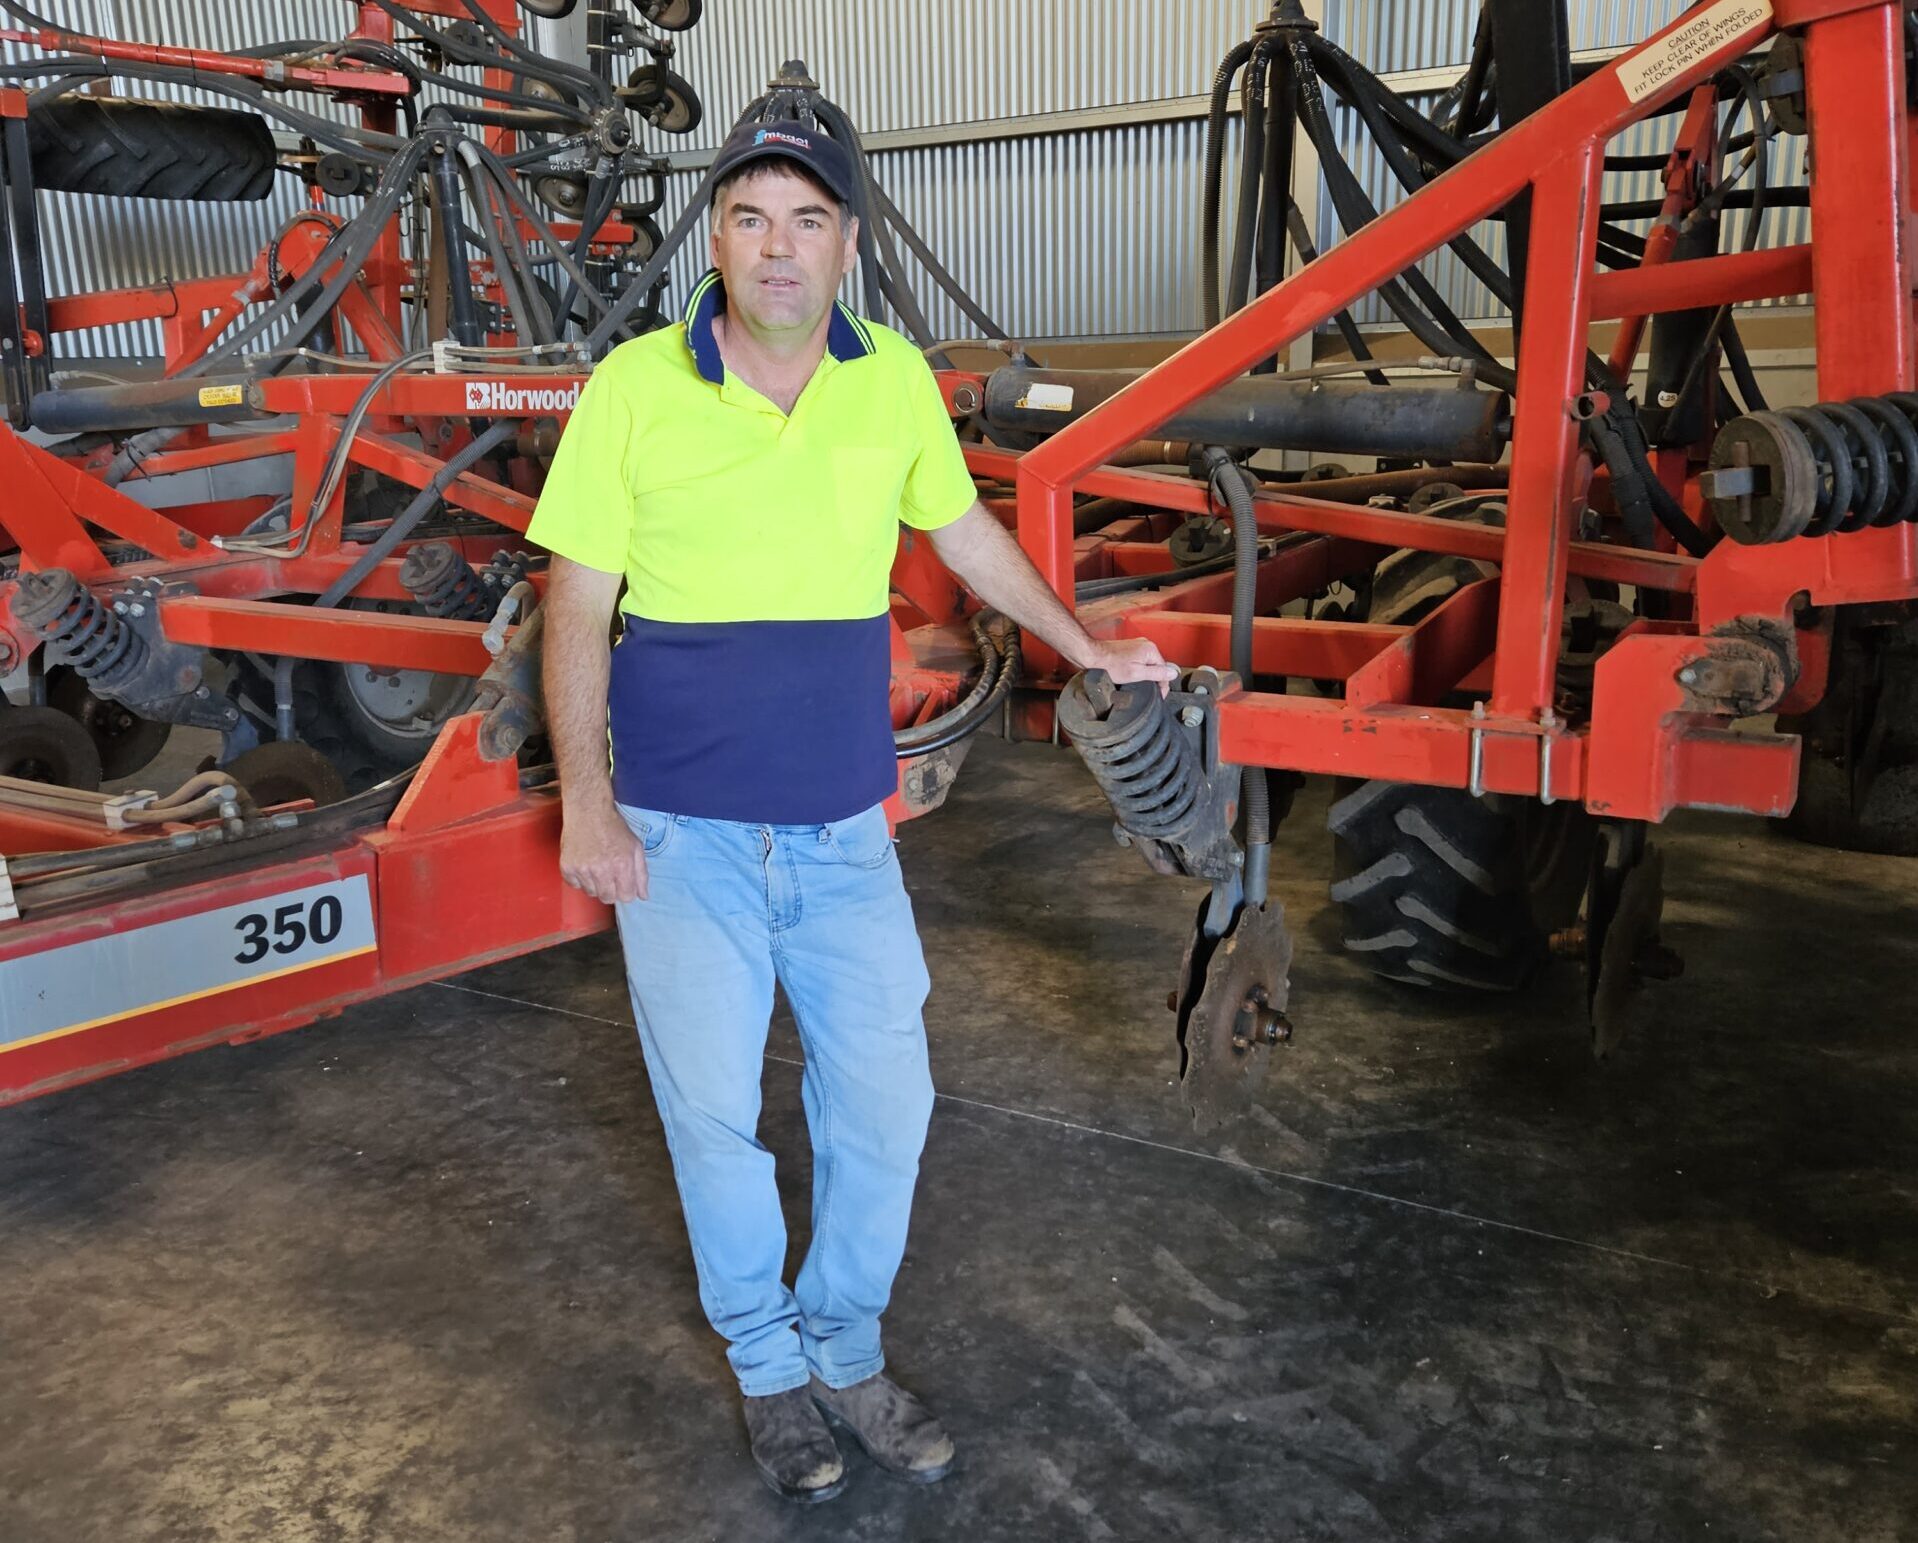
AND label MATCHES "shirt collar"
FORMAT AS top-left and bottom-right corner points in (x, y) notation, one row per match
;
(680, 268), (876, 386)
